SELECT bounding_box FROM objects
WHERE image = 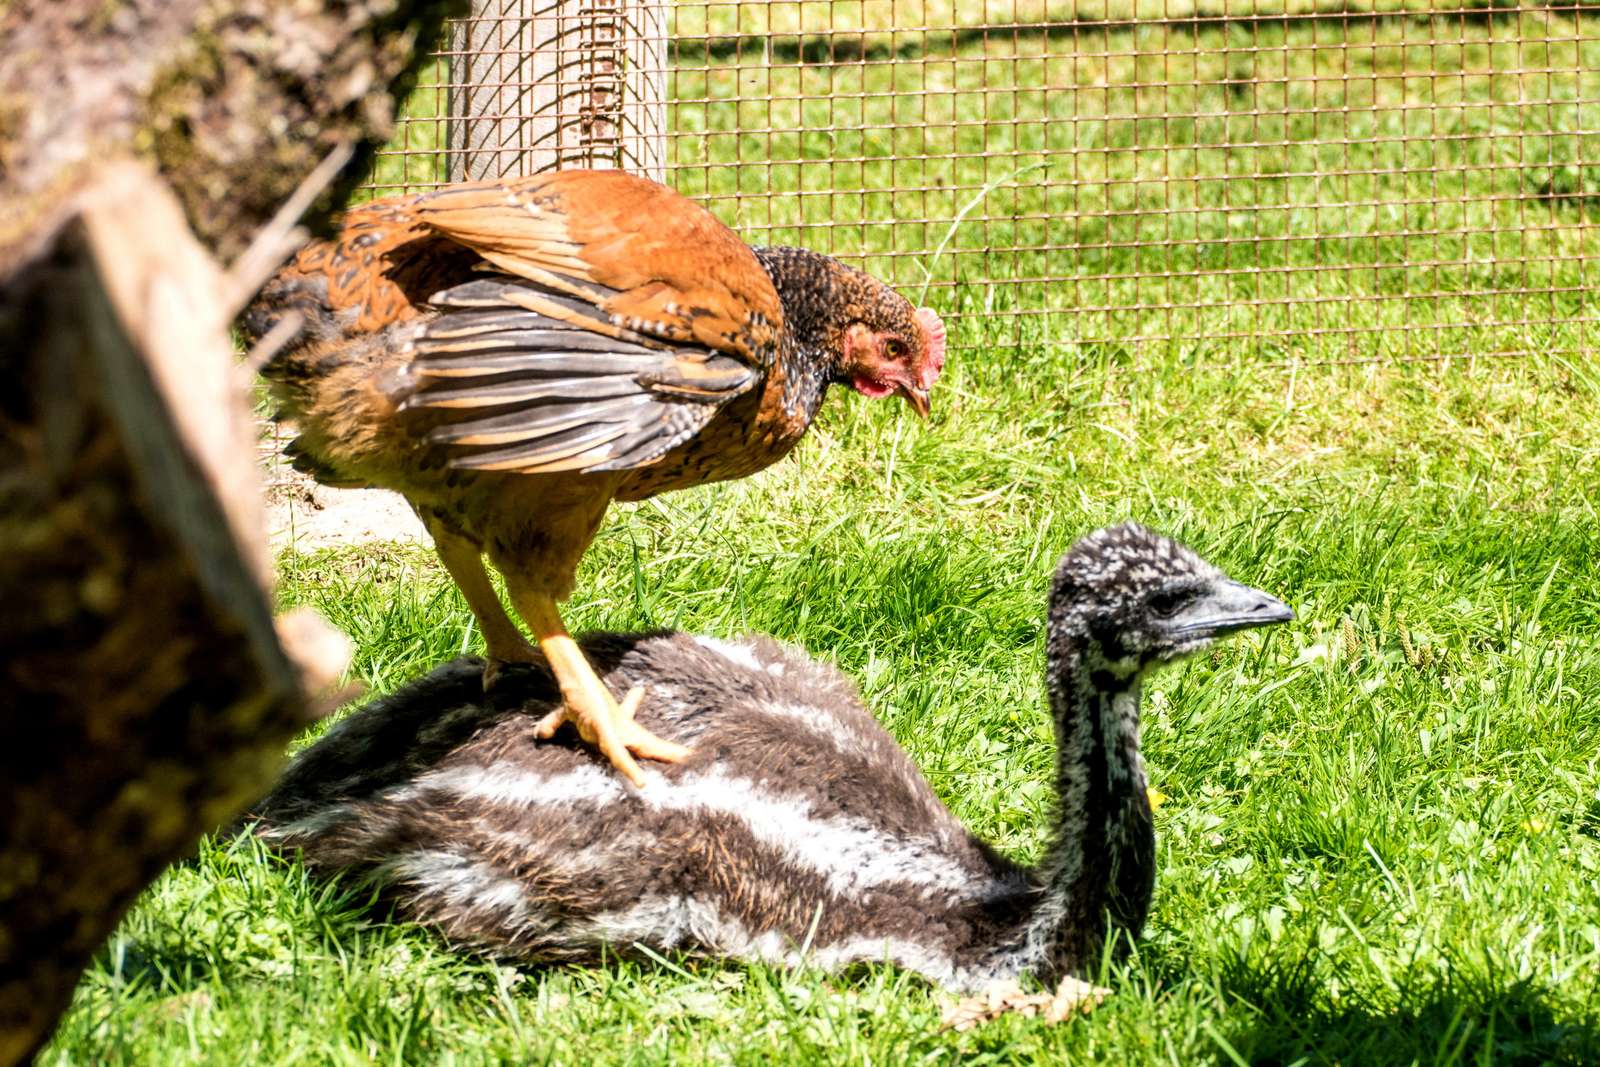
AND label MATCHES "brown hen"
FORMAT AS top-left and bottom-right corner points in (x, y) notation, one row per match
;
(244, 169), (946, 786)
